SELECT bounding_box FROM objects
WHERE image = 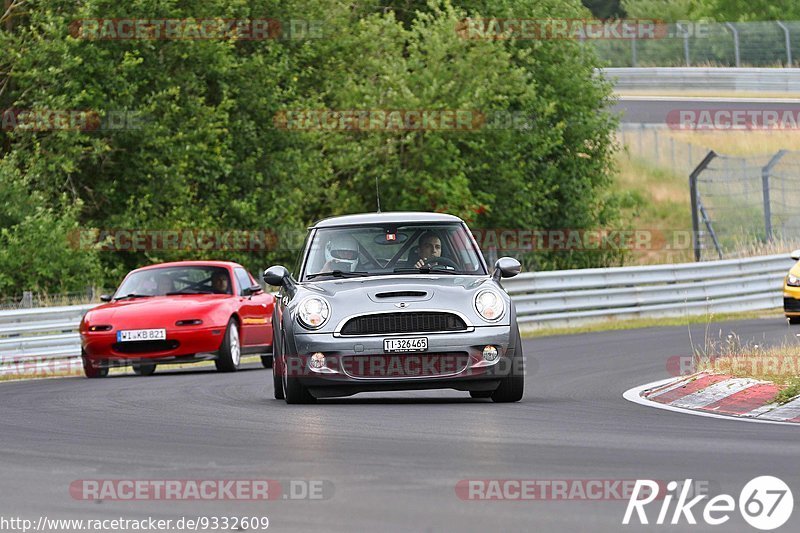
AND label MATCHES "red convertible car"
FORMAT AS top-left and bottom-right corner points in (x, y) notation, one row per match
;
(79, 261), (274, 378)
